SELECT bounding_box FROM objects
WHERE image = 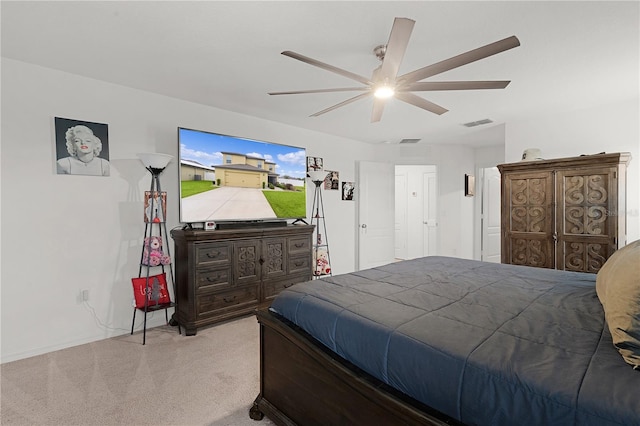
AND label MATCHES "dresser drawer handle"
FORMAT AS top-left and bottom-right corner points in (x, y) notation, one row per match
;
(223, 295), (237, 303)
(284, 283), (294, 289)
(206, 275), (221, 282)
(294, 242), (304, 248)
(294, 260), (305, 266)
(206, 251), (221, 258)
